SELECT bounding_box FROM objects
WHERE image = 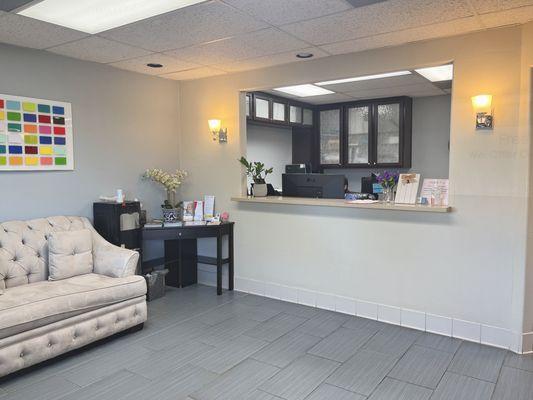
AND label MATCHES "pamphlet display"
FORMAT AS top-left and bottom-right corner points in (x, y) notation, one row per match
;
(395, 173), (420, 204)
(420, 179), (449, 206)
